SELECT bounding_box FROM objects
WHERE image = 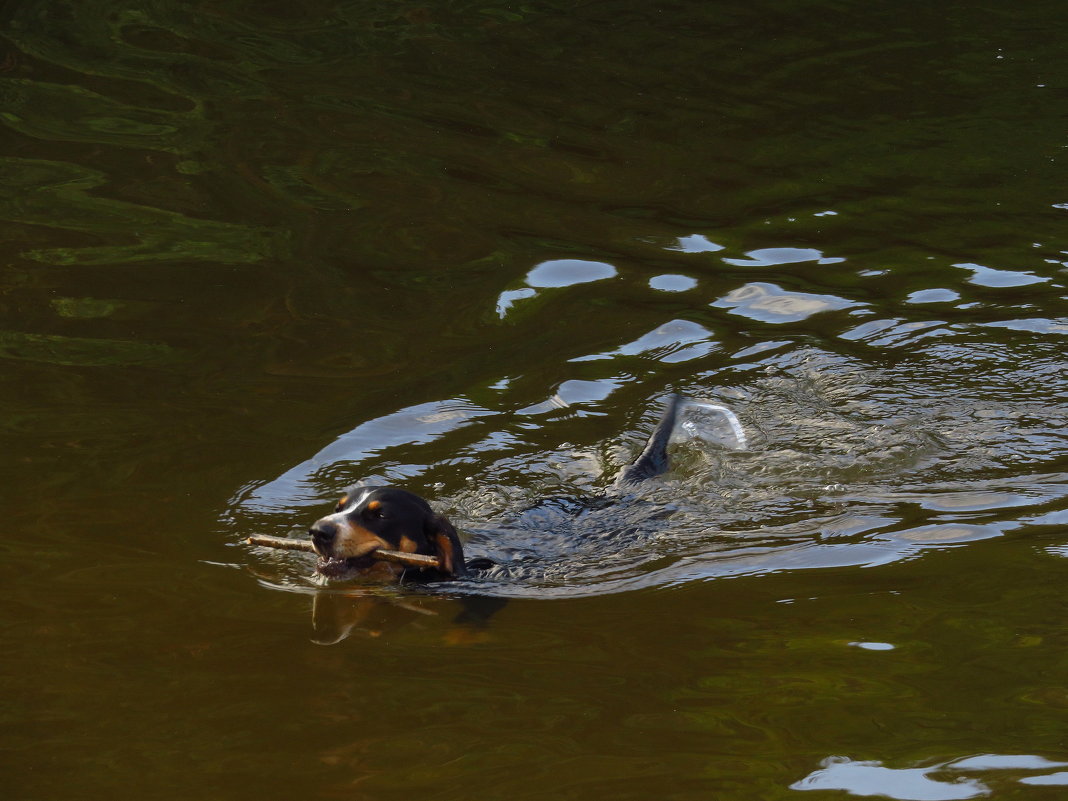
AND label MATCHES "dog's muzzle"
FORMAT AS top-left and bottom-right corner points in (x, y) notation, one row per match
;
(309, 519), (339, 557)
